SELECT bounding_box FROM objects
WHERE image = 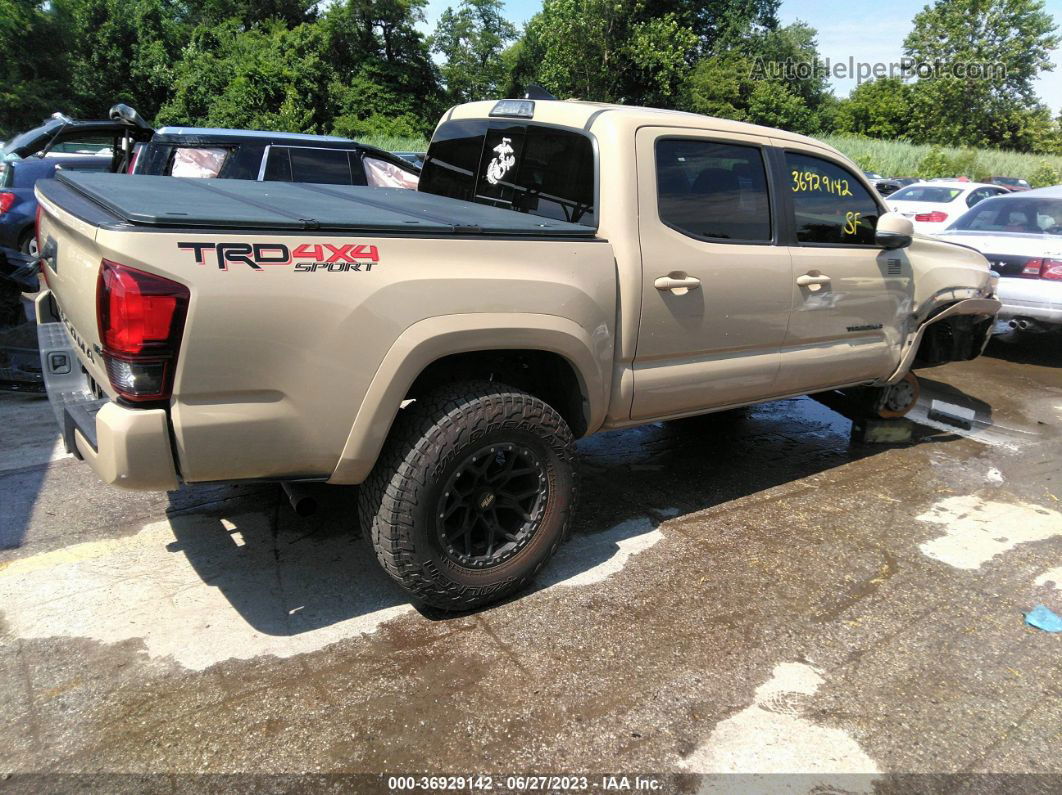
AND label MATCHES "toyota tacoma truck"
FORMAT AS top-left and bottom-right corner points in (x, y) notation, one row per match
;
(33, 99), (1000, 609)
